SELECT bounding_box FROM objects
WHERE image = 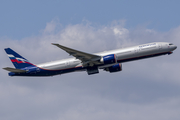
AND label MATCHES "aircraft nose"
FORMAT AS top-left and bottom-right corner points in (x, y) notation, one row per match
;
(174, 45), (177, 50)
(171, 45), (177, 51)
